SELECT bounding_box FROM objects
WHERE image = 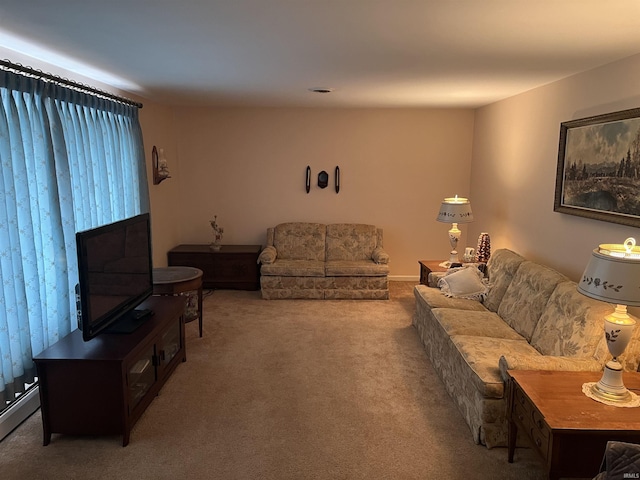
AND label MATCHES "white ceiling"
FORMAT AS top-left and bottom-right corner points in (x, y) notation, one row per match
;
(2, 0), (640, 108)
